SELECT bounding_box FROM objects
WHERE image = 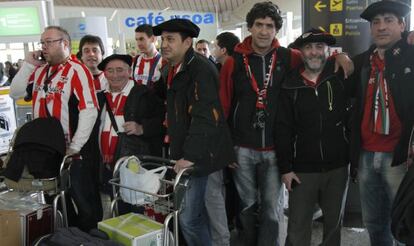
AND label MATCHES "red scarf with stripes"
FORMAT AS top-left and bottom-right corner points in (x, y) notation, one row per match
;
(370, 52), (390, 135)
